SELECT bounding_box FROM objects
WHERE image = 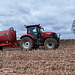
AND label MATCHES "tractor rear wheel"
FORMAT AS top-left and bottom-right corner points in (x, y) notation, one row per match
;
(20, 37), (34, 50)
(44, 38), (58, 50)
